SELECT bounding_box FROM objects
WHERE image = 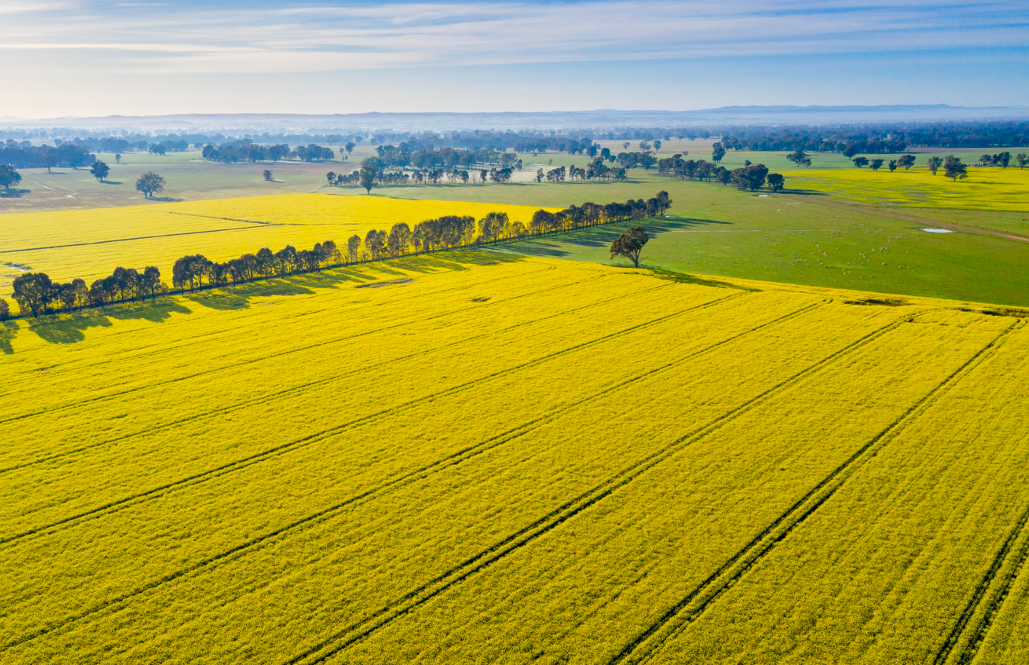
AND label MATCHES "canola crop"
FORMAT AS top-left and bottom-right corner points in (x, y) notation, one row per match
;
(783, 166), (1029, 211)
(0, 193), (552, 299)
(1, 254), (1028, 665)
